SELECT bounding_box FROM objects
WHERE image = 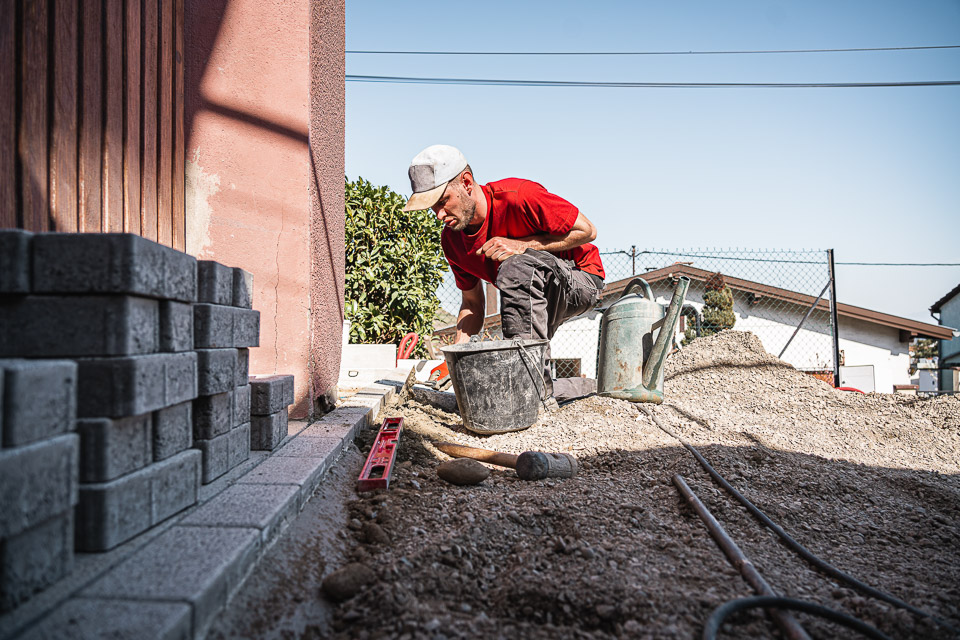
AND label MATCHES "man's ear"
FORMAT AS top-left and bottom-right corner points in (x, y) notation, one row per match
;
(460, 170), (475, 193)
